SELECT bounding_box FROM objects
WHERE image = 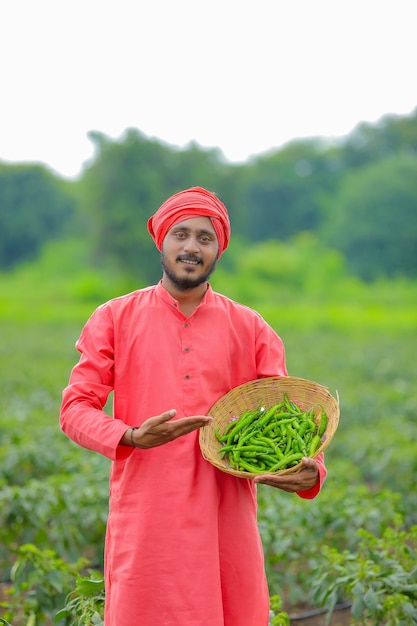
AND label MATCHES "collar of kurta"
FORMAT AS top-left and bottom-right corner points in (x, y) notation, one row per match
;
(156, 280), (213, 311)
